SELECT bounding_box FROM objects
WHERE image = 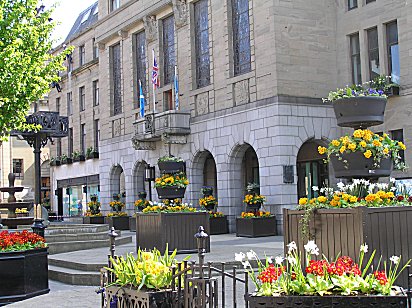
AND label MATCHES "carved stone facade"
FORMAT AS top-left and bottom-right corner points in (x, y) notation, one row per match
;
(143, 15), (158, 43)
(195, 92), (209, 115)
(172, 0), (189, 28)
(234, 79), (249, 106)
